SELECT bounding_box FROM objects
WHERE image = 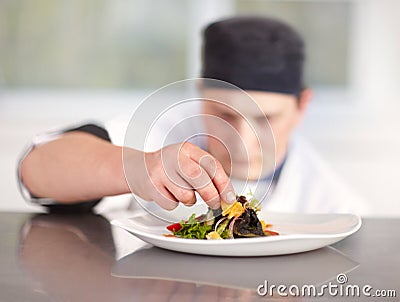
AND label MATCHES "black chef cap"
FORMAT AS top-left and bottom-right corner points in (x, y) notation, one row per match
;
(202, 16), (305, 96)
